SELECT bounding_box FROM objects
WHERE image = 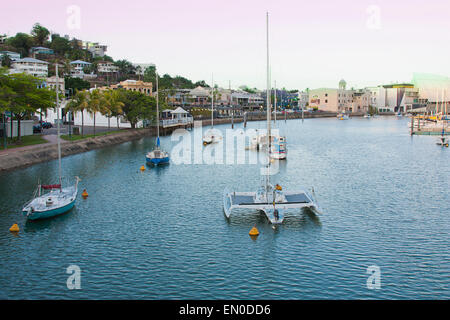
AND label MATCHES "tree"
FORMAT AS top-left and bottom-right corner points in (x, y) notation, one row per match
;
(119, 90), (156, 129)
(5, 33), (33, 58)
(194, 80), (209, 88)
(5, 73), (55, 141)
(31, 23), (50, 46)
(114, 59), (136, 77)
(66, 90), (89, 136)
(87, 89), (104, 136)
(50, 34), (71, 56)
(143, 65), (156, 83)
(1, 54), (12, 68)
(103, 89), (124, 130)
(65, 77), (90, 95)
